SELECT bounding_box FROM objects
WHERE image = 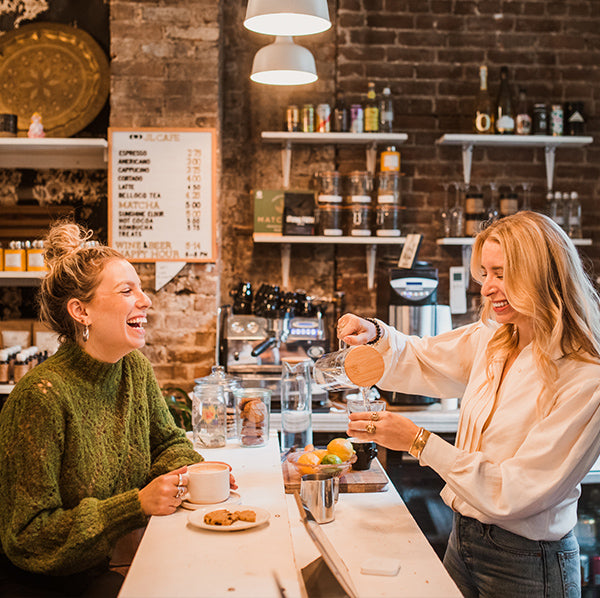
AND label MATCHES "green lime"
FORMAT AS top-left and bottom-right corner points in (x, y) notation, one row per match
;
(321, 453), (343, 465)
